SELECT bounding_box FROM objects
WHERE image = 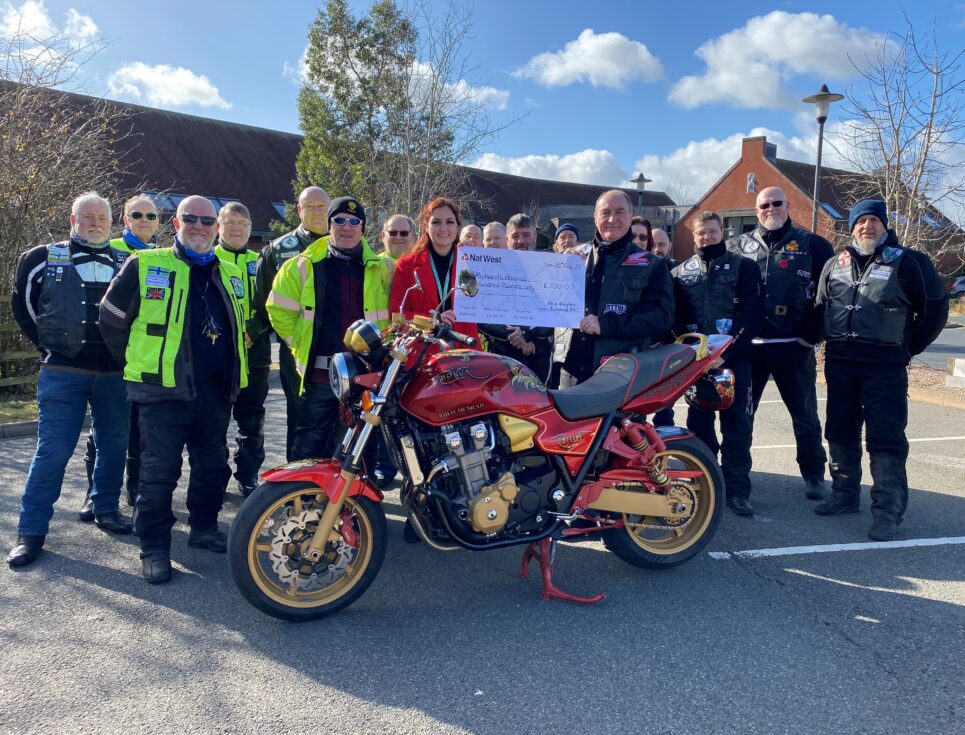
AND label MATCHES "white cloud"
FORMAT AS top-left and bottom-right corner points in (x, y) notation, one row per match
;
(408, 60), (509, 112)
(0, 0), (54, 38)
(107, 62), (231, 109)
(633, 128), (820, 203)
(669, 12), (888, 109)
(282, 47), (308, 83)
(513, 29), (663, 89)
(64, 7), (96, 44)
(469, 149), (629, 187)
